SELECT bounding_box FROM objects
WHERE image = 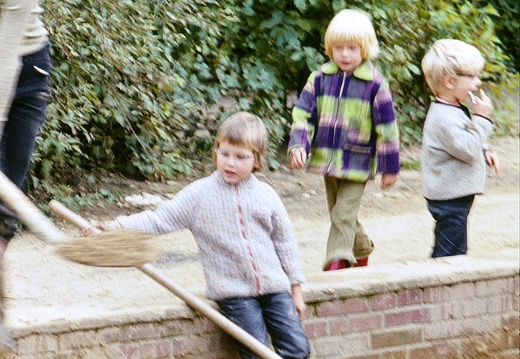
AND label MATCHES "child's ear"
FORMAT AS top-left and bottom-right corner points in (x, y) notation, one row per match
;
(443, 74), (456, 89)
